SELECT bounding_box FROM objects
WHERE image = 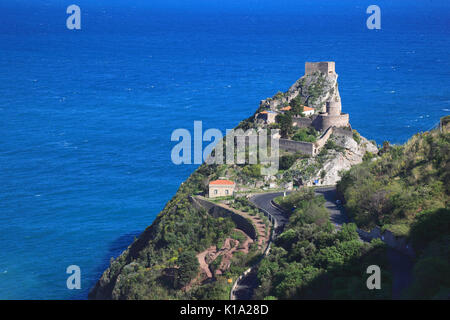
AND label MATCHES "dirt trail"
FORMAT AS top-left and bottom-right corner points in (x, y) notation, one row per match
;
(196, 246), (216, 278)
(196, 229), (254, 279)
(218, 202), (271, 251)
(190, 198), (272, 292)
